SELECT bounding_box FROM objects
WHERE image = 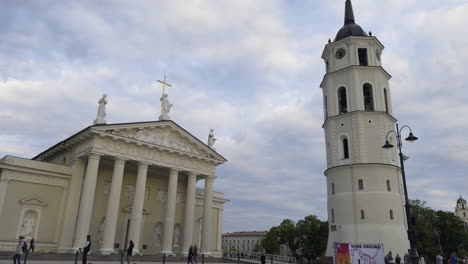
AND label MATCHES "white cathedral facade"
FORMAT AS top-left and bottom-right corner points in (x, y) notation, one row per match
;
(0, 90), (227, 256)
(321, 0), (410, 257)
